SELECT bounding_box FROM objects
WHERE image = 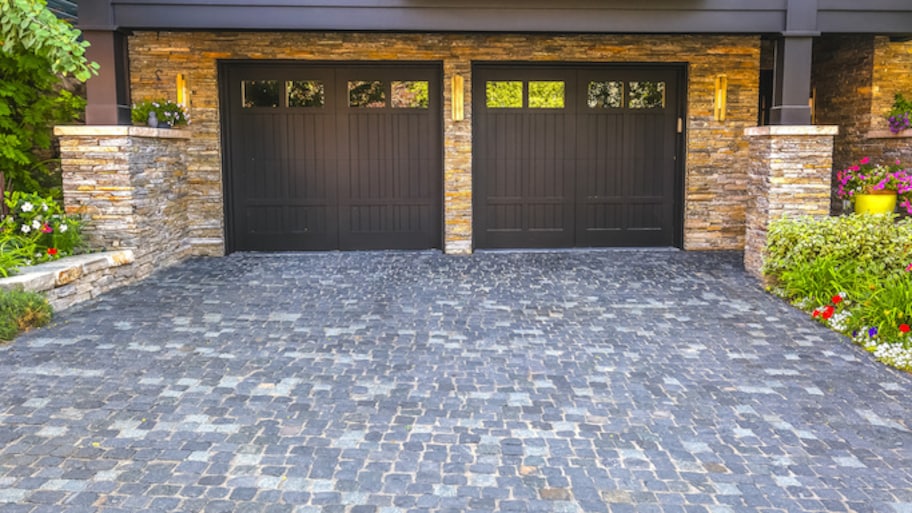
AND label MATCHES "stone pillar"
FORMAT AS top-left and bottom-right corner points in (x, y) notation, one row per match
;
(443, 58), (473, 254)
(743, 125), (838, 279)
(54, 125), (196, 280)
